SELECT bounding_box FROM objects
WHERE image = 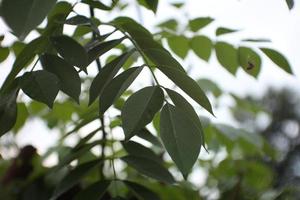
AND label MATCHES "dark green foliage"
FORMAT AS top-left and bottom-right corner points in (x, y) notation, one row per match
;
(0, 0), (57, 39)
(0, 1), (295, 199)
(122, 86), (164, 140)
(40, 54), (81, 103)
(19, 70), (60, 108)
